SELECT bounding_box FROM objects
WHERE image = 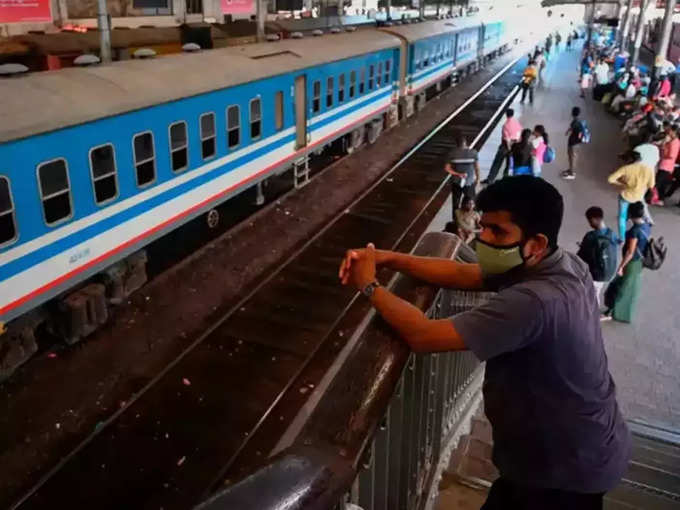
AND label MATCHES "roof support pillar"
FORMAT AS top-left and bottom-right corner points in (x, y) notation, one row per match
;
(256, 0), (266, 42)
(656, 0), (677, 67)
(618, 0), (633, 48)
(97, 0), (112, 63)
(632, 0), (651, 65)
